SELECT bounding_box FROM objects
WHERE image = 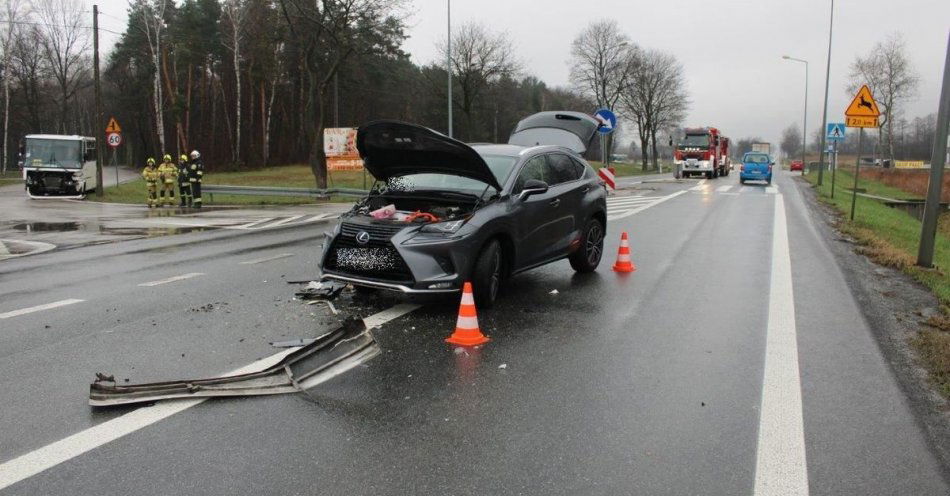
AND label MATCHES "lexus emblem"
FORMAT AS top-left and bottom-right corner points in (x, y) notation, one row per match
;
(355, 231), (371, 245)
